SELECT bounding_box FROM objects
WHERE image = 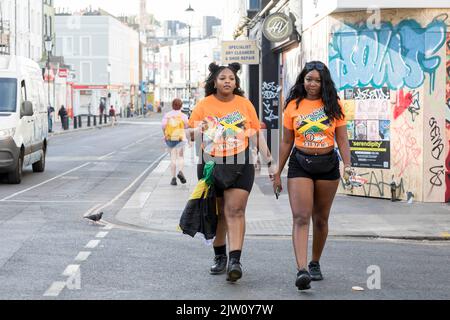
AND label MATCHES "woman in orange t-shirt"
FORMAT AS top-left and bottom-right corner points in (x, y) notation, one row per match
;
(272, 61), (352, 290)
(189, 62), (275, 283)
